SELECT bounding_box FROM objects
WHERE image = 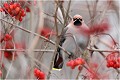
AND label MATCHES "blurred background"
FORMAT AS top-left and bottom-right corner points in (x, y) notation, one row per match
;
(0, 0), (119, 79)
